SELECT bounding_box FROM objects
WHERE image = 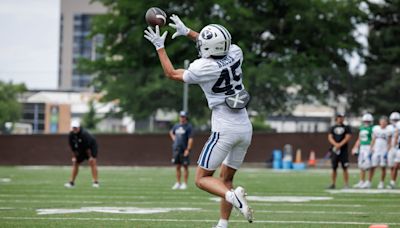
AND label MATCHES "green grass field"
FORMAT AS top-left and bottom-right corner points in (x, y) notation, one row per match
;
(0, 166), (399, 228)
